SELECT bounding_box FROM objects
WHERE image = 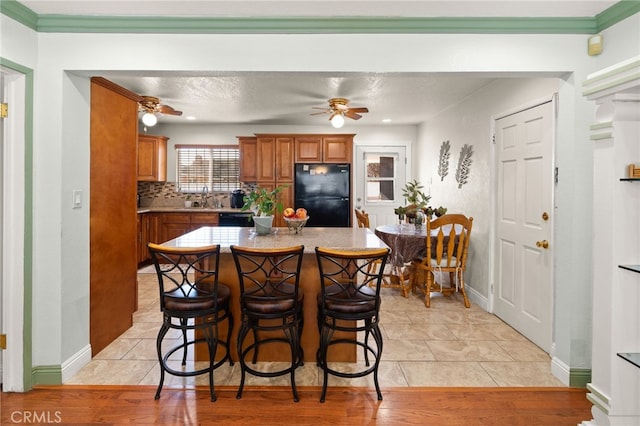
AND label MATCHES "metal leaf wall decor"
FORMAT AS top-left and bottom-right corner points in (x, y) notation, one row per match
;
(438, 140), (450, 181)
(455, 144), (474, 189)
